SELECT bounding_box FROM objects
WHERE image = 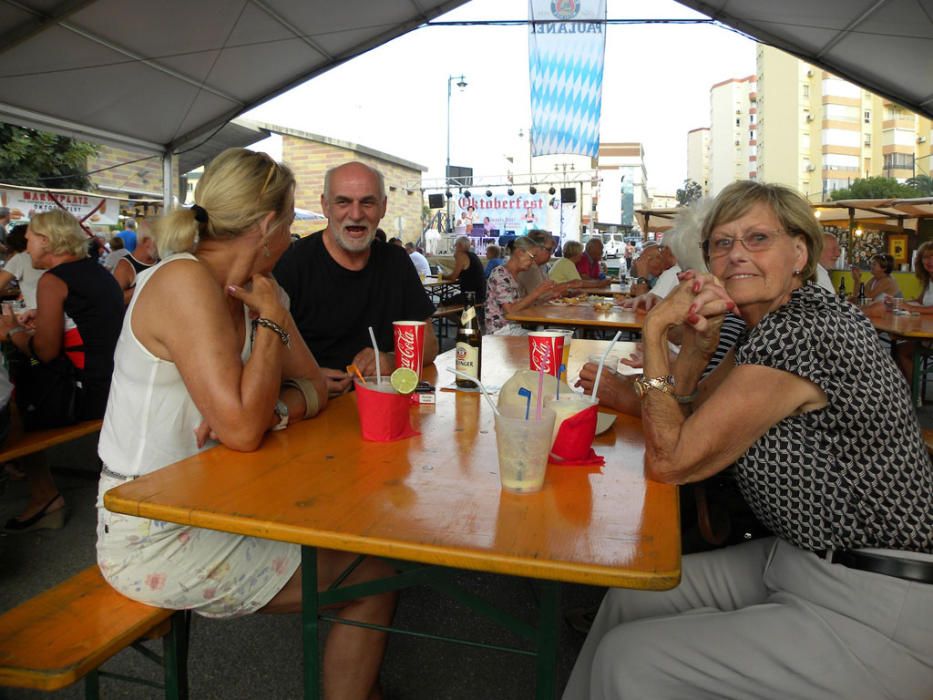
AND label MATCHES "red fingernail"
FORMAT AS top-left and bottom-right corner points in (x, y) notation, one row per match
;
(688, 313), (700, 324)
(688, 304), (697, 314)
(693, 282), (701, 293)
(726, 300), (736, 311)
(226, 285), (237, 295)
